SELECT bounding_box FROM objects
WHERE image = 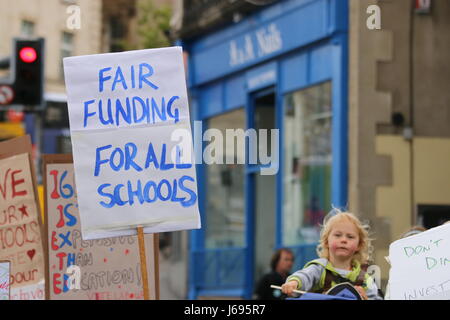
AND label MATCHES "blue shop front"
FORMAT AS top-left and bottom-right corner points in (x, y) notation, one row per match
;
(183, 0), (349, 299)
